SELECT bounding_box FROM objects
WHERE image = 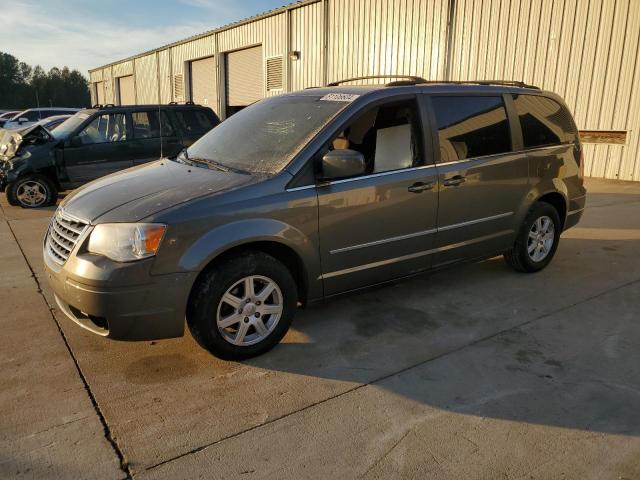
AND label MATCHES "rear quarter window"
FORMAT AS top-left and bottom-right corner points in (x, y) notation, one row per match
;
(430, 96), (512, 162)
(513, 94), (578, 148)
